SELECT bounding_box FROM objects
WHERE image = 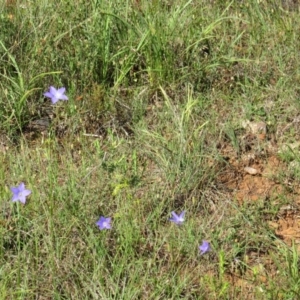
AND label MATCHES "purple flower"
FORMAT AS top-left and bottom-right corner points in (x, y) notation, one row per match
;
(169, 211), (185, 225)
(199, 240), (210, 255)
(96, 216), (111, 230)
(44, 86), (68, 104)
(10, 182), (31, 204)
